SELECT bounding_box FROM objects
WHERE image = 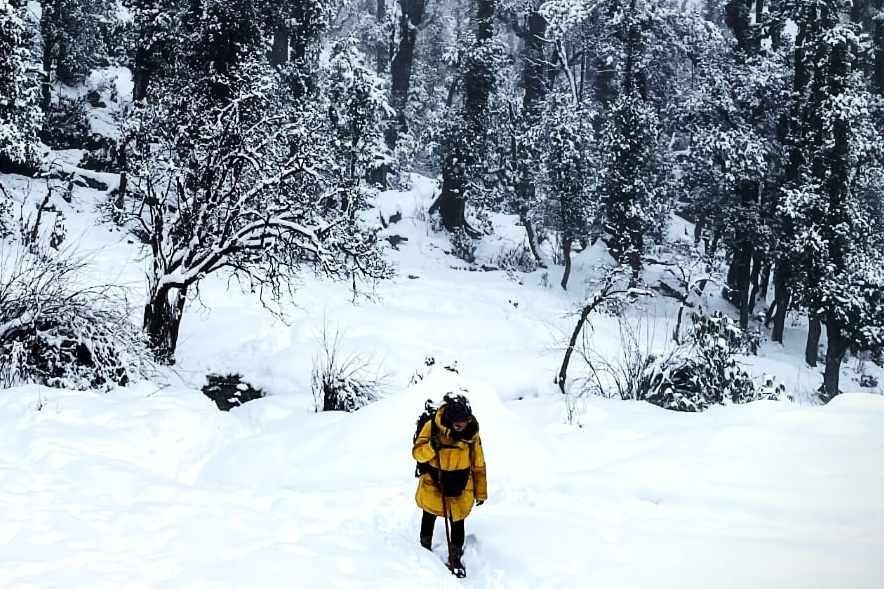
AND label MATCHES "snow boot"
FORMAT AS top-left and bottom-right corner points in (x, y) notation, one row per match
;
(420, 534), (432, 550)
(448, 552), (466, 578)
